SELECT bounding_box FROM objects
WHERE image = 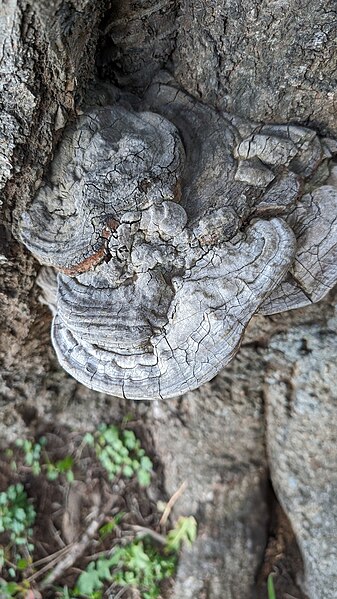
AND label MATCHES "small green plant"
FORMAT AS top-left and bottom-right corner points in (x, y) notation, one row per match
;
(71, 515), (197, 599)
(84, 425), (153, 487)
(45, 455), (75, 482)
(5, 448), (17, 473)
(0, 483), (35, 549)
(267, 573), (277, 599)
(0, 581), (21, 597)
(165, 516), (197, 552)
(113, 540), (177, 599)
(74, 540), (175, 599)
(0, 579), (34, 598)
(0, 483), (36, 595)
(15, 436), (74, 482)
(15, 437), (46, 475)
(99, 512), (125, 540)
